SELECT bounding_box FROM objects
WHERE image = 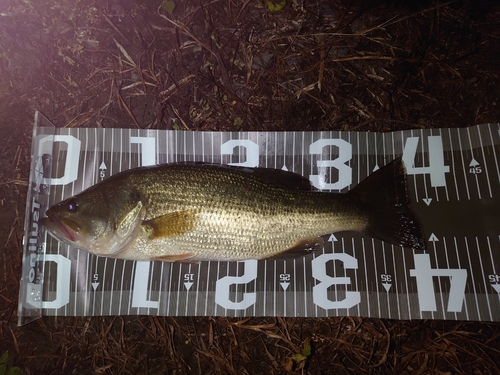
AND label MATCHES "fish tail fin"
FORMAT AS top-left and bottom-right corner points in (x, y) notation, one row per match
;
(350, 157), (426, 250)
